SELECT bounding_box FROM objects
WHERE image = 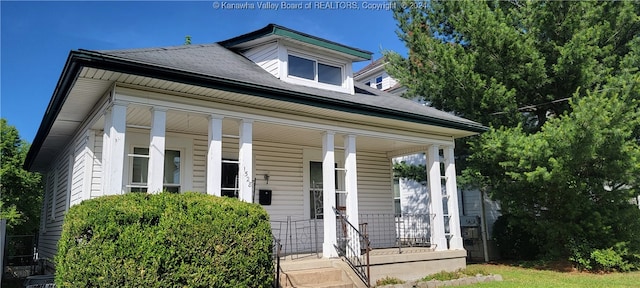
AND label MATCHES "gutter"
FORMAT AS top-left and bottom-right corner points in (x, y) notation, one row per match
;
(24, 52), (82, 170)
(24, 50), (487, 170)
